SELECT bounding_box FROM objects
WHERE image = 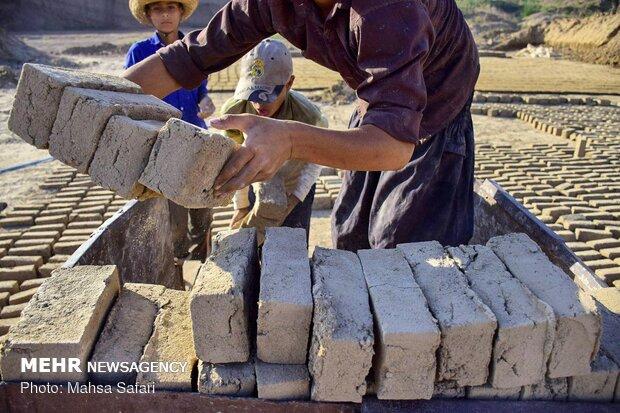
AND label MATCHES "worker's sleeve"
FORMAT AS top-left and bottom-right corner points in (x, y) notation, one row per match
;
(354, 3), (434, 144)
(157, 0), (276, 90)
(124, 43), (142, 69)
